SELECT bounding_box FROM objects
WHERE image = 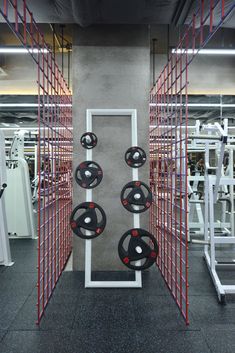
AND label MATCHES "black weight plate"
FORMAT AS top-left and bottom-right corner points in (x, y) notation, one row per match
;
(75, 161), (103, 189)
(120, 181), (152, 213)
(70, 202), (106, 239)
(80, 132), (98, 149)
(118, 228), (159, 270)
(125, 146), (146, 168)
